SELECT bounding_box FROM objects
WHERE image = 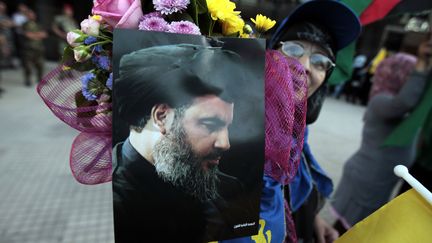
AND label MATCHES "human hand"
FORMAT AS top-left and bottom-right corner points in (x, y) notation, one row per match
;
(314, 215), (339, 243)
